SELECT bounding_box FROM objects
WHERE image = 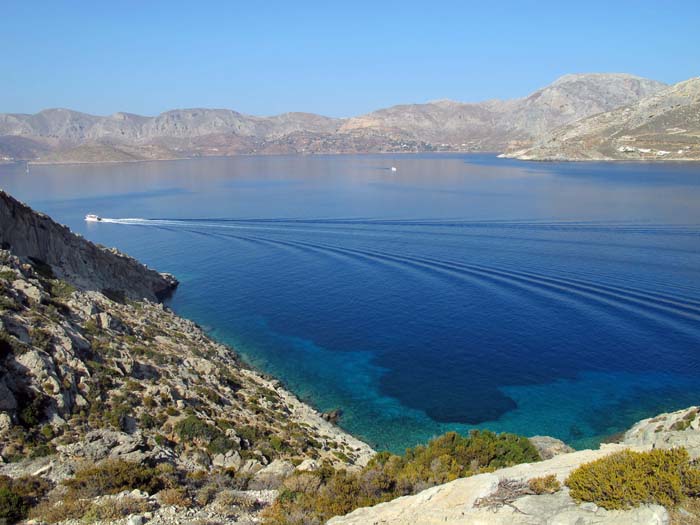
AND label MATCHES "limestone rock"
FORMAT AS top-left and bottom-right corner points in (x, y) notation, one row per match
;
(296, 458), (319, 472)
(248, 459), (295, 490)
(212, 450), (242, 470)
(12, 279), (44, 303)
(529, 435), (575, 460)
